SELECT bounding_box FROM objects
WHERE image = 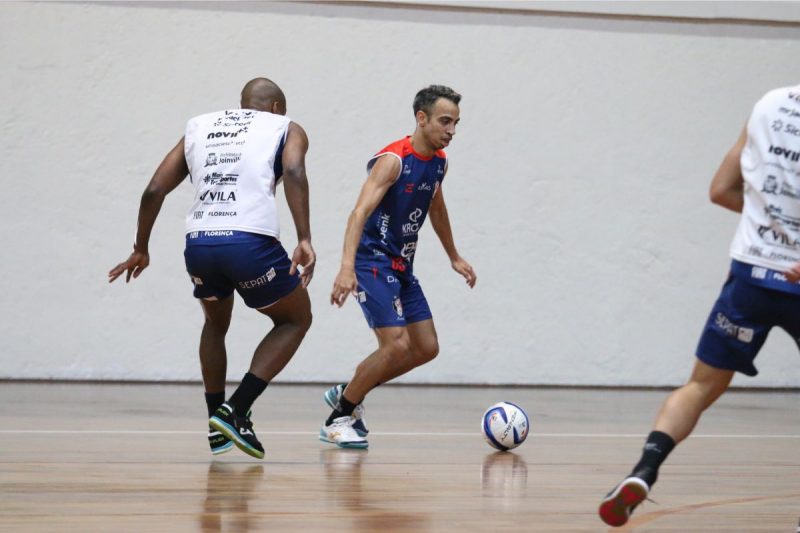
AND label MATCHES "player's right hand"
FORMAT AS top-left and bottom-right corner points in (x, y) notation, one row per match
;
(786, 262), (800, 283)
(108, 250), (150, 283)
(331, 267), (358, 307)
